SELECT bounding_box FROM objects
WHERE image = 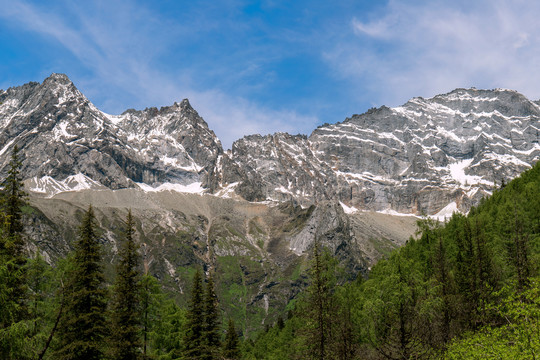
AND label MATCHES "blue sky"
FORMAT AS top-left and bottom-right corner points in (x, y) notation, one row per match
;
(1, 0), (540, 148)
